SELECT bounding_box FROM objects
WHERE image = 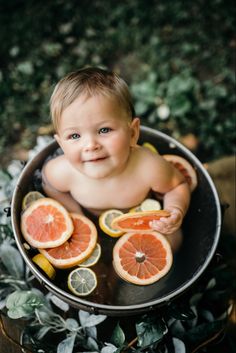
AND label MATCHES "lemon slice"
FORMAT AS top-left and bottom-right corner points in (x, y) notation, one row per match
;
(68, 268), (97, 296)
(140, 198), (161, 211)
(32, 253), (56, 279)
(99, 209), (124, 237)
(129, 206), (142, 213)
(142, 142), (158, 154)
(22, 191), (44, 210)
(79, 243), (101, 267)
